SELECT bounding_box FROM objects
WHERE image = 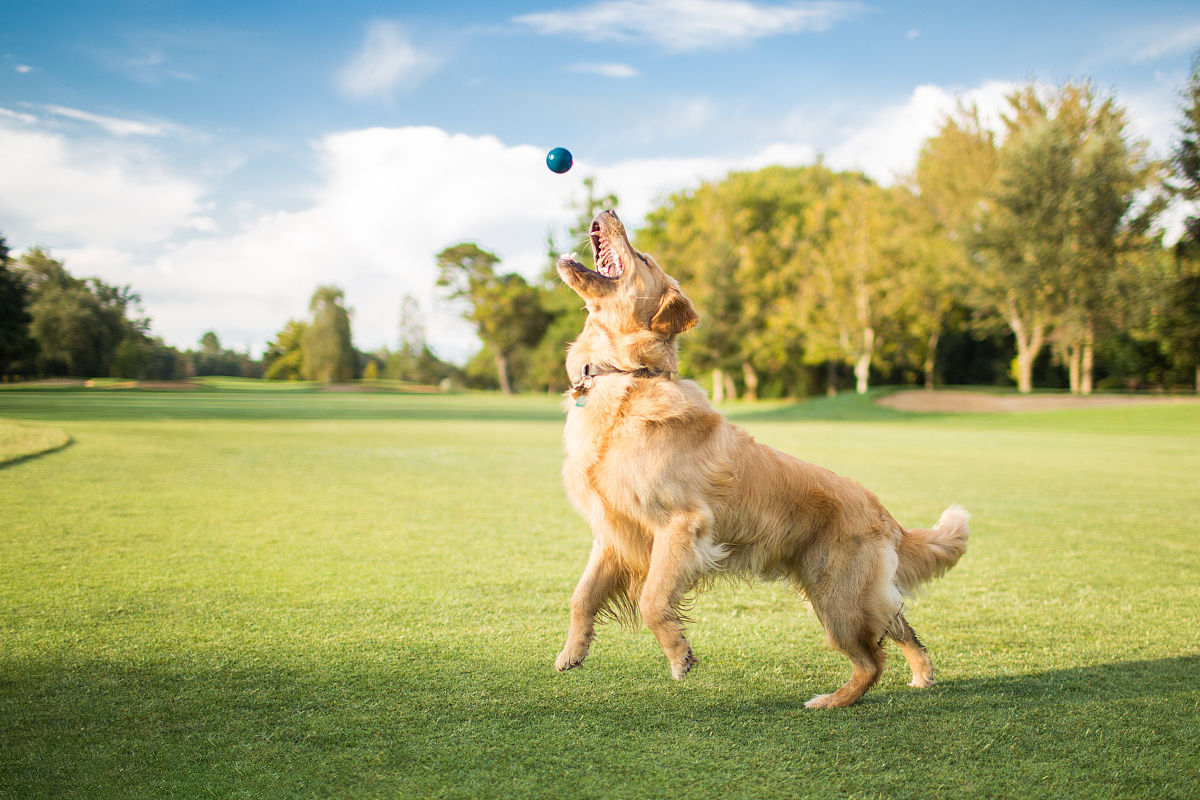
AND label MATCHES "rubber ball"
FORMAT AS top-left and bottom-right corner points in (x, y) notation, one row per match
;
(546, 147), (573, 174)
